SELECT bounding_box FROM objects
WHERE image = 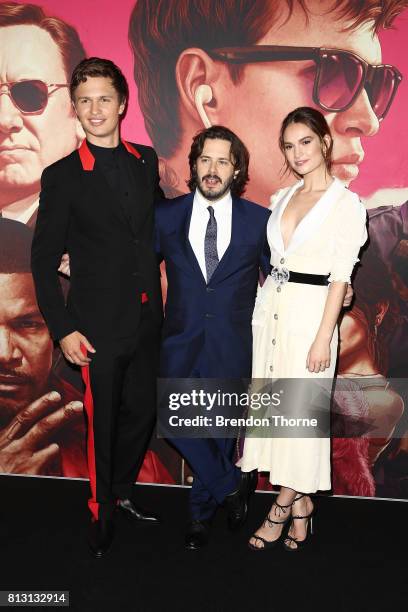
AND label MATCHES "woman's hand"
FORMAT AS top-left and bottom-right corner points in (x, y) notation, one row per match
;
(306, 337), (331, 373)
